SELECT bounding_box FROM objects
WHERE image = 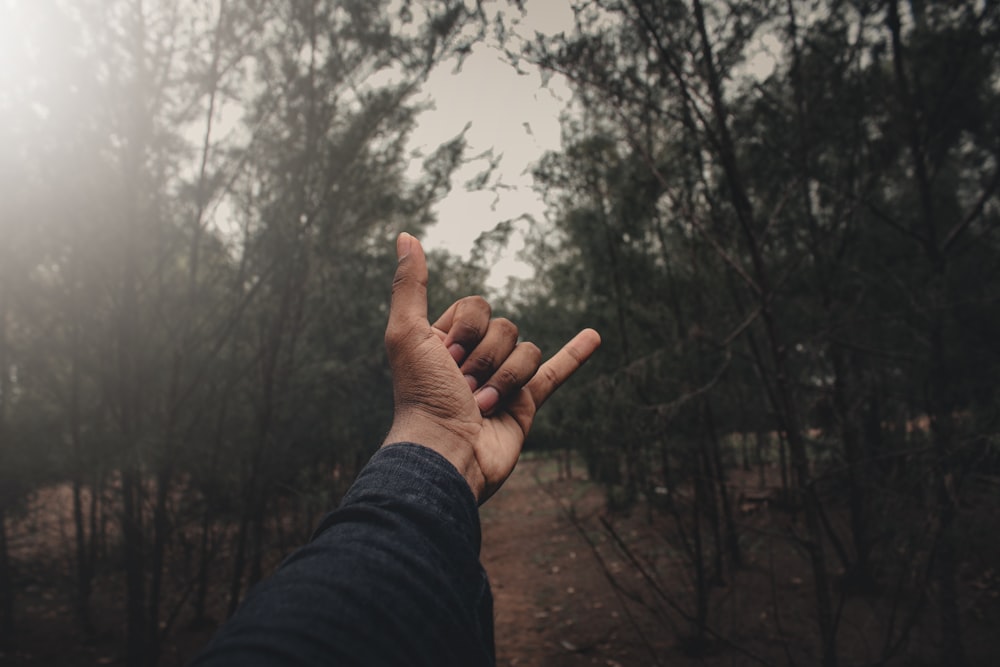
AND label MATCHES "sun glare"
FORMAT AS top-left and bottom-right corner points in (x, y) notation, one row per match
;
(0, 0), (35, 105)
(0, 0), (78, 117)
